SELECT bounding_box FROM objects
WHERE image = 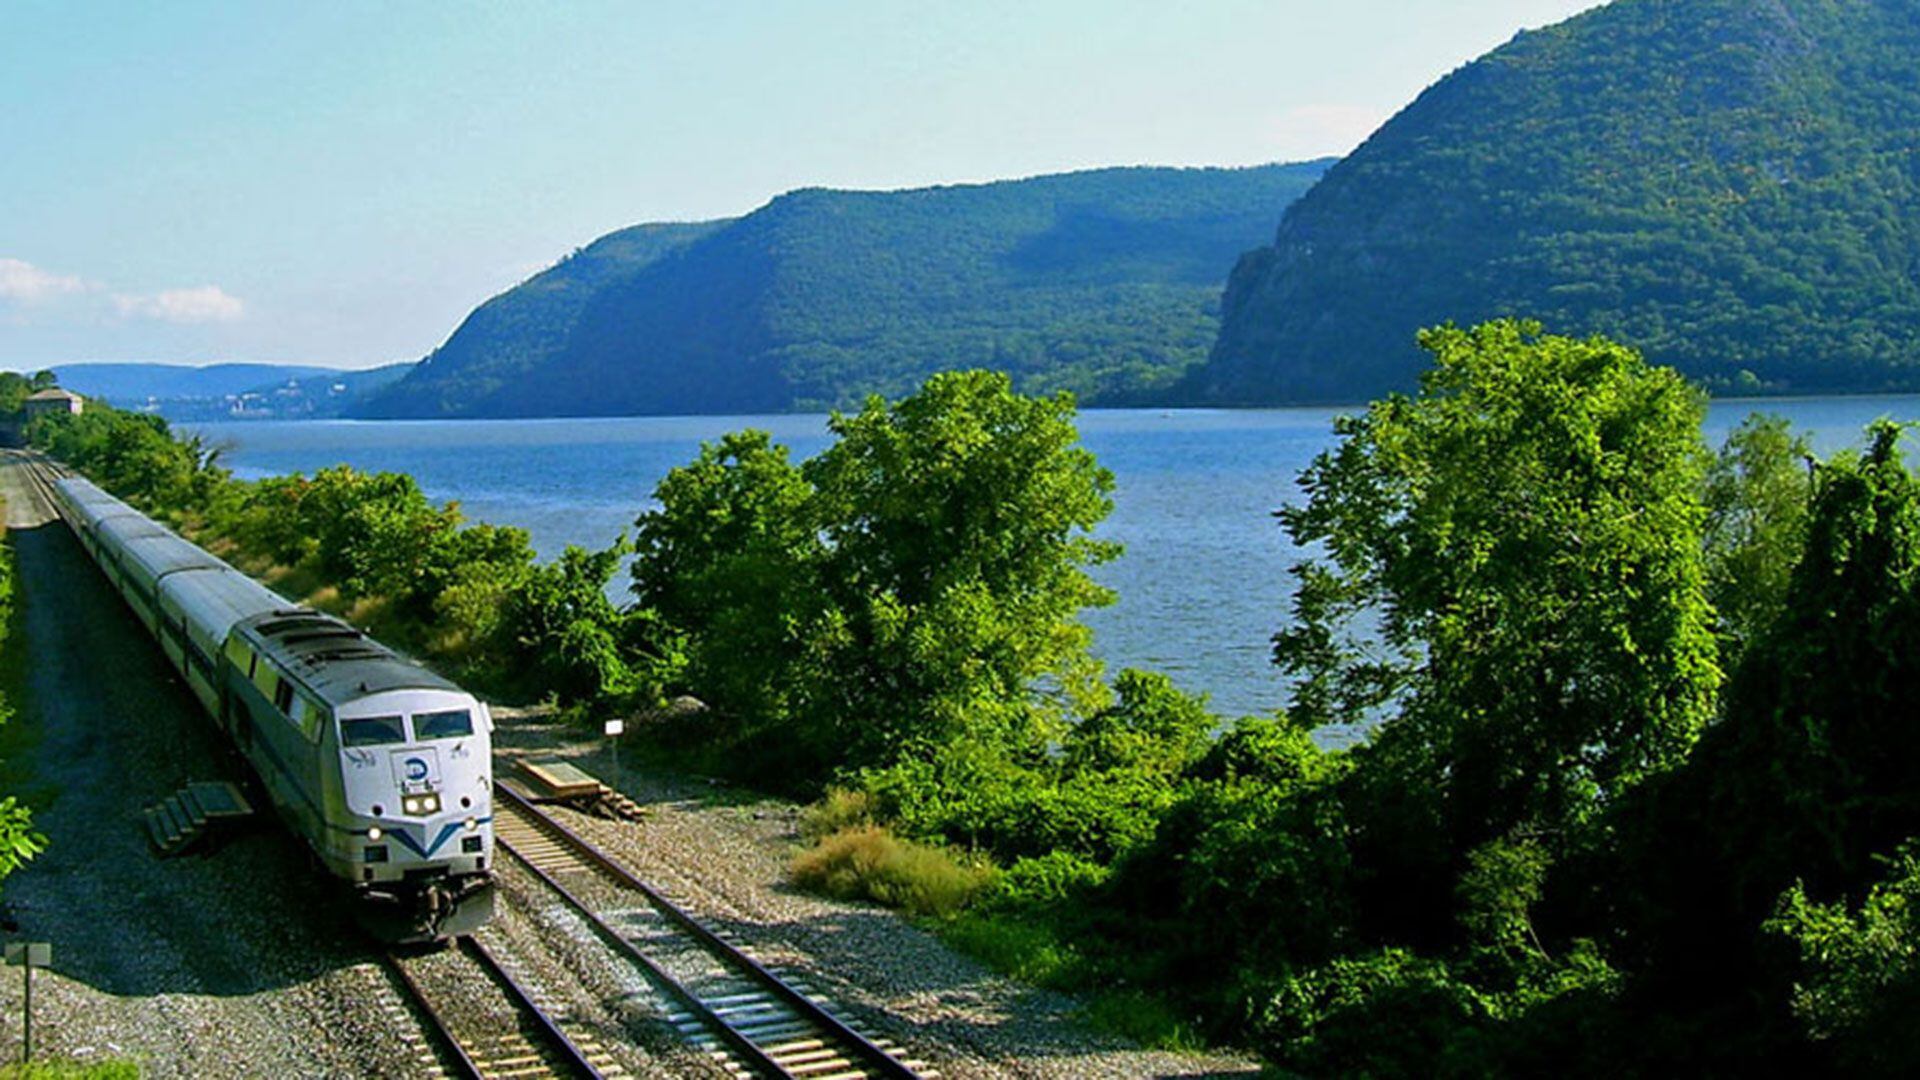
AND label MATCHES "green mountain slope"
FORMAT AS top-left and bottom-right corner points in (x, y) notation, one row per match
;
(358, 163), (1329, 418)
(1190, 0), (1920, 404)
(362, 220), (728, 417)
